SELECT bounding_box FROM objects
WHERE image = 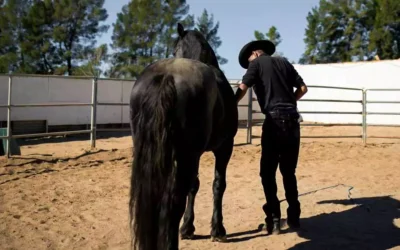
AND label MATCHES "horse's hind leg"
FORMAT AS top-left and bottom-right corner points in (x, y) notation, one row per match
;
(168, 153), (200, 249)
(180, 175), (200, 239)
(210, 138), (234, 242)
